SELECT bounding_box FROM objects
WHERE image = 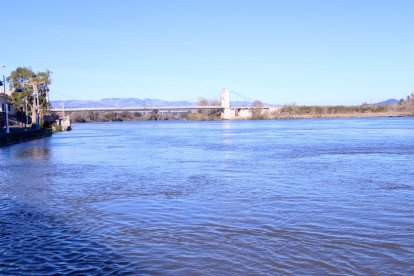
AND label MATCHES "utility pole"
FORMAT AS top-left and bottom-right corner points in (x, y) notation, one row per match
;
(24, 96), (28, 128)
(0, 65), (9, 133)
(36, 90), (40, 129)
(2, 74), (9, 133)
